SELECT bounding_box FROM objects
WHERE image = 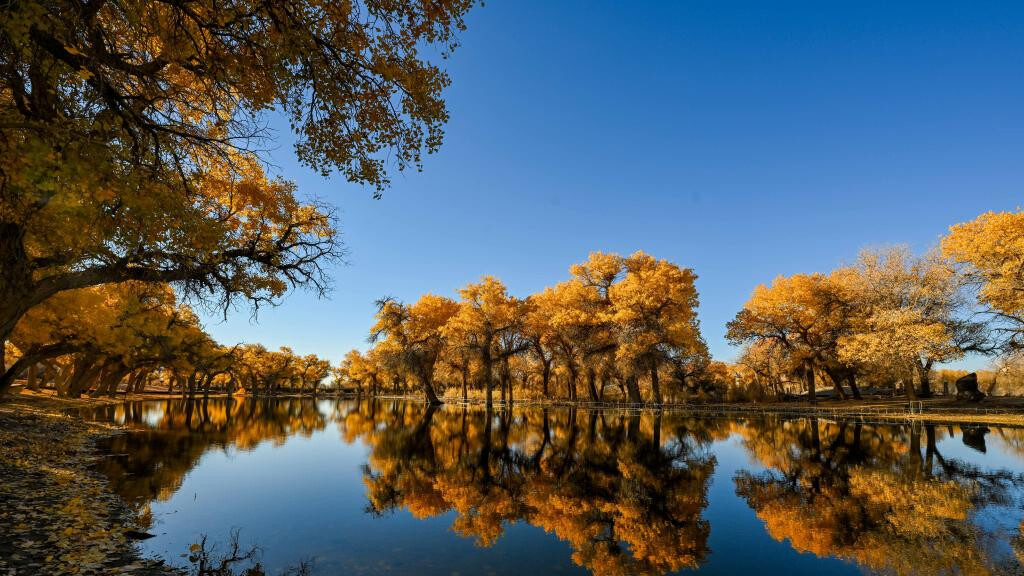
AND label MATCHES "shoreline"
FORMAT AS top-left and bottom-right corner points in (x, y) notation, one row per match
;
(0, 393), (176, 575)
(9, 388), (1024, 426)
(362, 393), (1024, 427)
